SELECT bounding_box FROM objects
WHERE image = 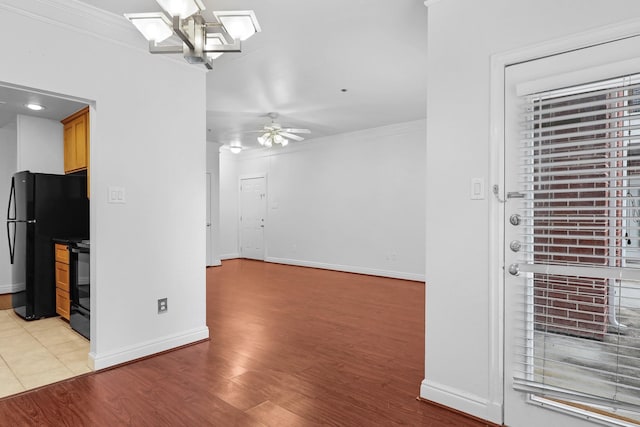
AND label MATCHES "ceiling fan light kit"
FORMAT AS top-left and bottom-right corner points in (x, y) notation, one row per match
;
(254, 112), (310, 149)
(125, 1), (260, 69)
